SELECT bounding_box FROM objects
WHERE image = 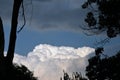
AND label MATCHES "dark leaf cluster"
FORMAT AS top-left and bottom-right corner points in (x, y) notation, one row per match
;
(60, 71), (87, 80)
(86, 51), (120, 80)
(82, 0), (120, 38)
(0, 63), (37, 80)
